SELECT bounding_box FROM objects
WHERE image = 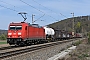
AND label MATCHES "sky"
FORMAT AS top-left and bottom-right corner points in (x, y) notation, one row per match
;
(0, 0), (90, 30)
